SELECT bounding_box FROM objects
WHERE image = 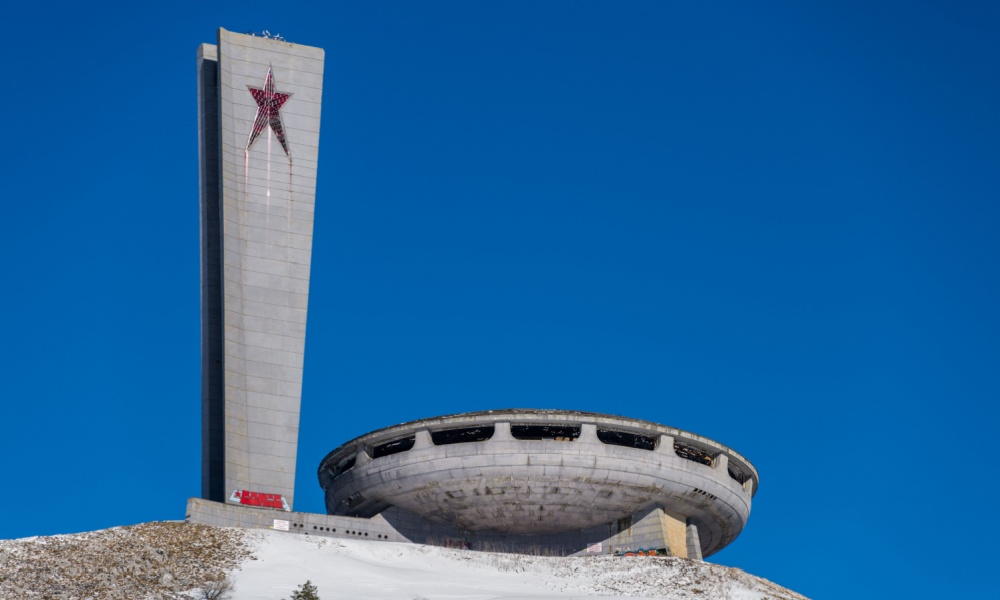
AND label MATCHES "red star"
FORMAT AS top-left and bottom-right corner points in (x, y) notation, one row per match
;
(246, 67), (292, 156)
